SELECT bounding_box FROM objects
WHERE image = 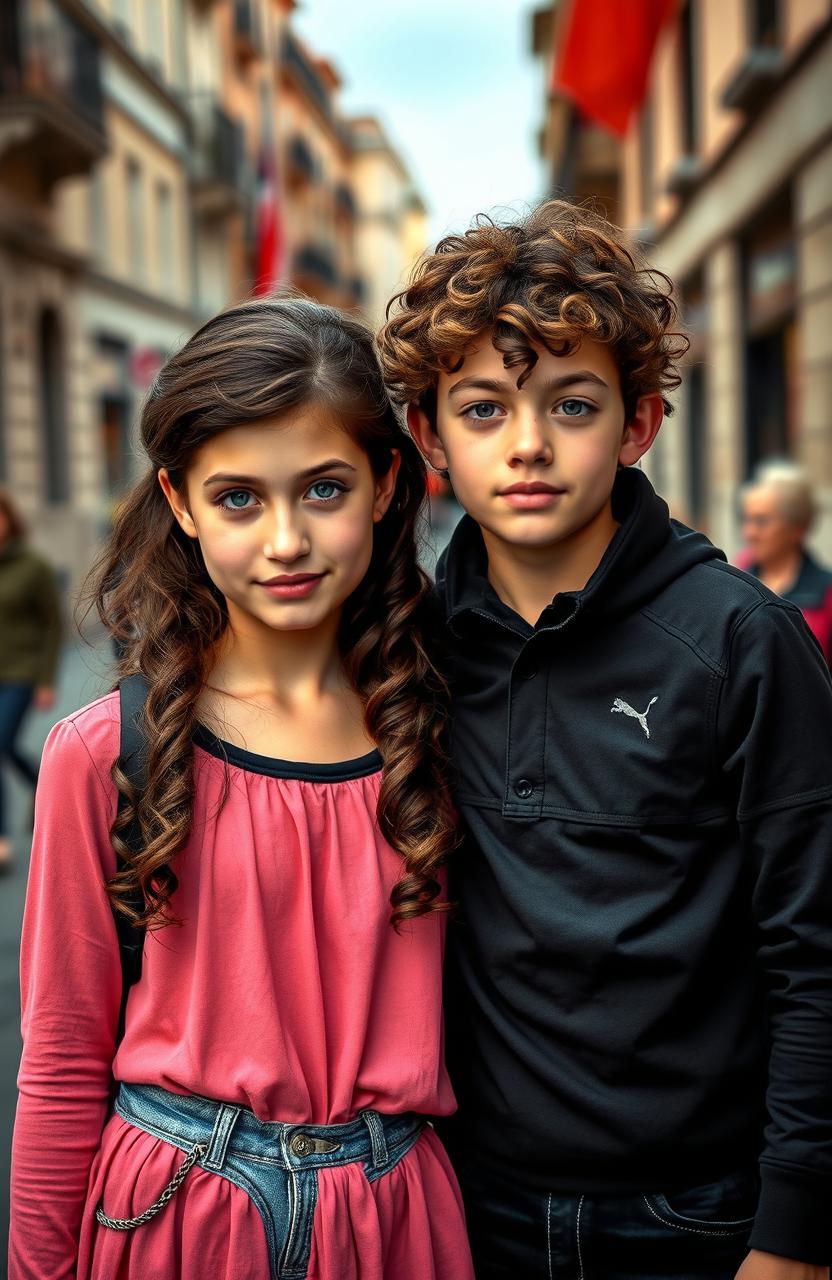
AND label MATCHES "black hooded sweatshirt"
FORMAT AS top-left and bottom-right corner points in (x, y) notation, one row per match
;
(436, 467), (832, 1265)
